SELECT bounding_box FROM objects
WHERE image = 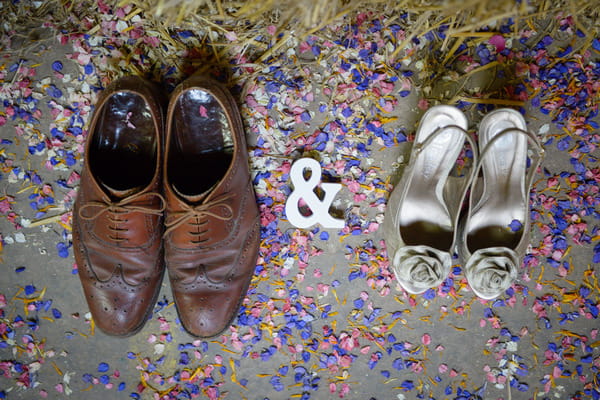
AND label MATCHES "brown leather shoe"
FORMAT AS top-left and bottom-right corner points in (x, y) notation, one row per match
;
(164, 75), (260, 338)
(73, 76), (166, 336)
